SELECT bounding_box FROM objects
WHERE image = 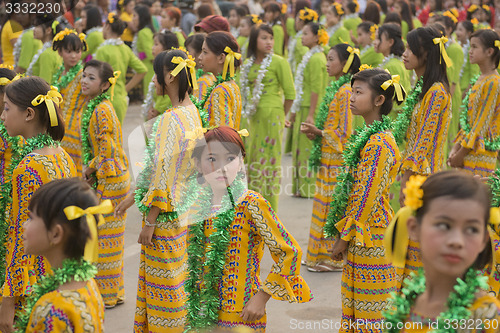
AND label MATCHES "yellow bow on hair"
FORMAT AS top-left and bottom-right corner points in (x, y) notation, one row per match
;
(381, 75), (407, 102)
(433, 36), (452, 68)
(53, 28), (74, 42)
(0, 64), (14, 70)
(108, 12), (116, 24)
(108, 71), (121, 101)
(0, 74), (22, 86)
(31, 86), (63, 127)
(490, 207), (500, 226)
(171, 56), (199, 91)
(482, 4), (490, 11)
(343, 46), (360, 73)
(63, 200), (113, 263)
(222, 46), (241, 79)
